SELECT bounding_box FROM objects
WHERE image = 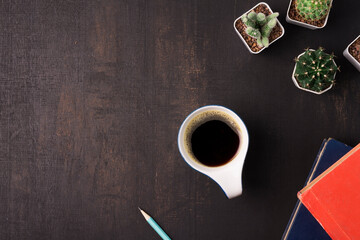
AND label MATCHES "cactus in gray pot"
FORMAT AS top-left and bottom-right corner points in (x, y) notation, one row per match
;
(294, 47), (339, 93)
(295, 0), (331, 20)
(241, 11), (279, 48)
